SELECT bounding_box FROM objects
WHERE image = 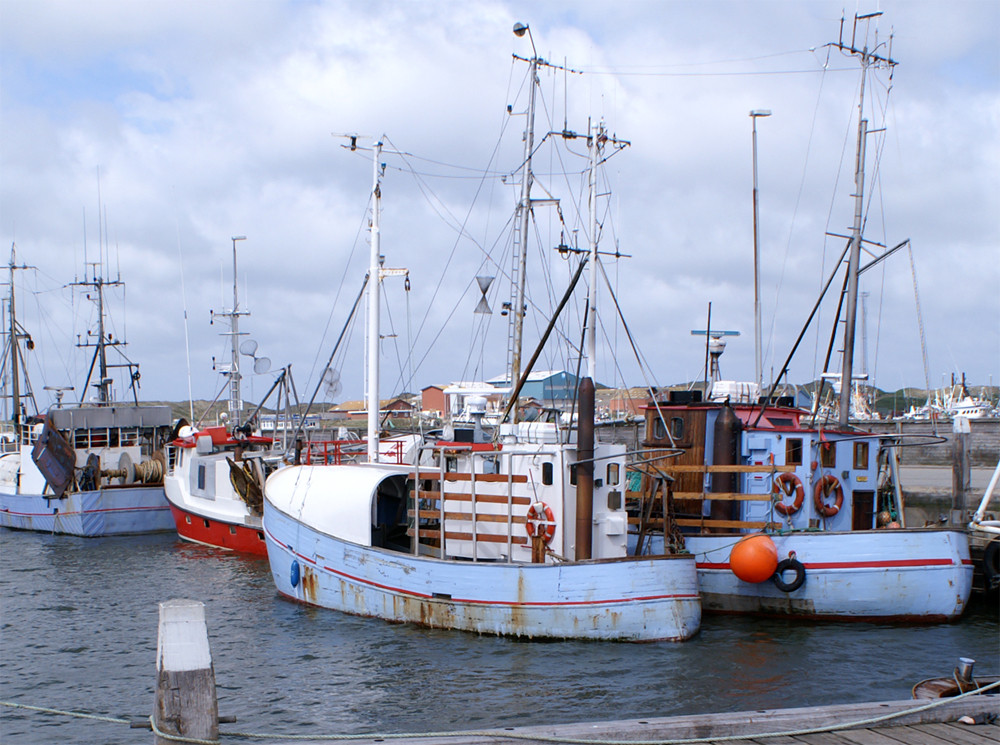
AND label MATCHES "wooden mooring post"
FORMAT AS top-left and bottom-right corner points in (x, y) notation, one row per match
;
(952, 415), (971, 524)
(154, 599), (219, 744)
